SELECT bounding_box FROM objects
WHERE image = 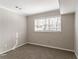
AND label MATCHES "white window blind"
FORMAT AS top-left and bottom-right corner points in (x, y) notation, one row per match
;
(34, 16), (61, 32)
